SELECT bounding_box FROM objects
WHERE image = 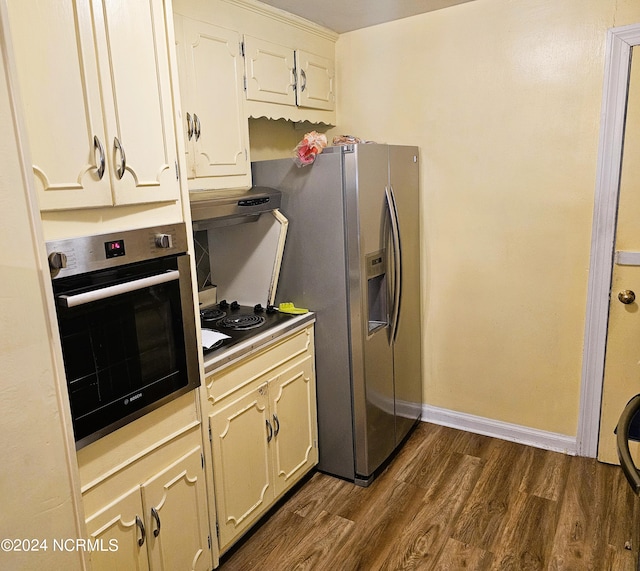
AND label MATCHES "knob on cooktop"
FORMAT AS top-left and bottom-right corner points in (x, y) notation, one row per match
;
(218, 299), (229, 309)
(230, 300), (240, 310)
(266, 305), (277, 314)
(254, 304), (264, 312)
